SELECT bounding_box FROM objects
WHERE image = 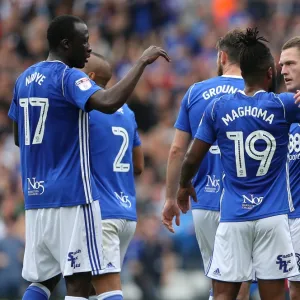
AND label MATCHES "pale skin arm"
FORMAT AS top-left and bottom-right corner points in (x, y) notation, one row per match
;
(162, 129), (191, 233)
(177, 139), (211, 214)
(133, 145), (144, 176)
